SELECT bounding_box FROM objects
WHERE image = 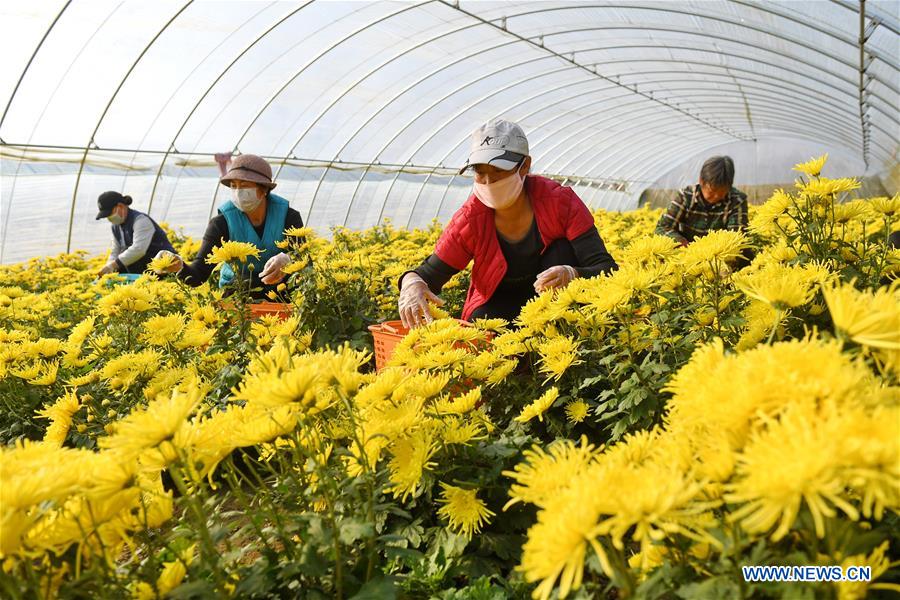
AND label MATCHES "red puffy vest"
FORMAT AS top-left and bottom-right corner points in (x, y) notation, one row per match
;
(435, 175), (596, 320)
